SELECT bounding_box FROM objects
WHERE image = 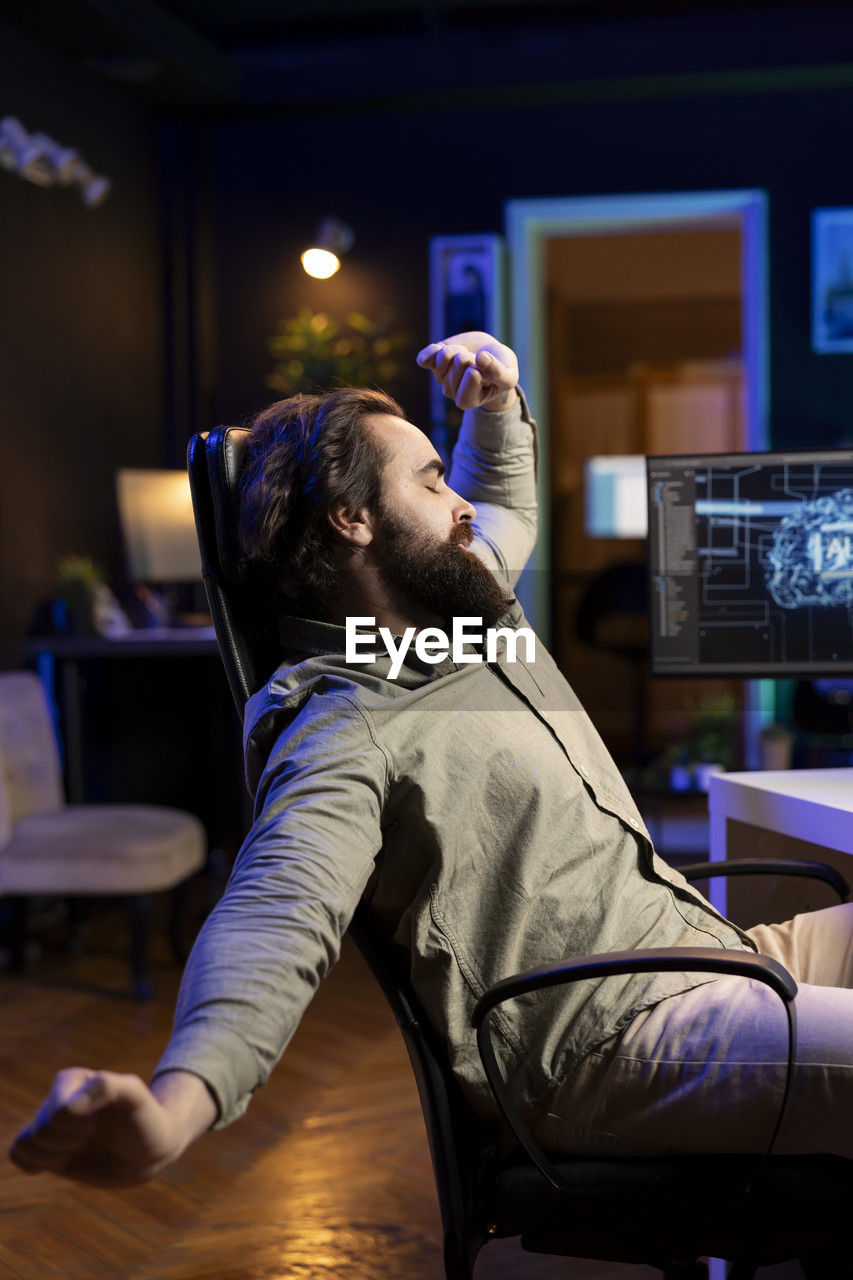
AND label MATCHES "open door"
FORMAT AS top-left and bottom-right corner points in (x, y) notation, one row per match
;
(506, 190), (769, 767)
